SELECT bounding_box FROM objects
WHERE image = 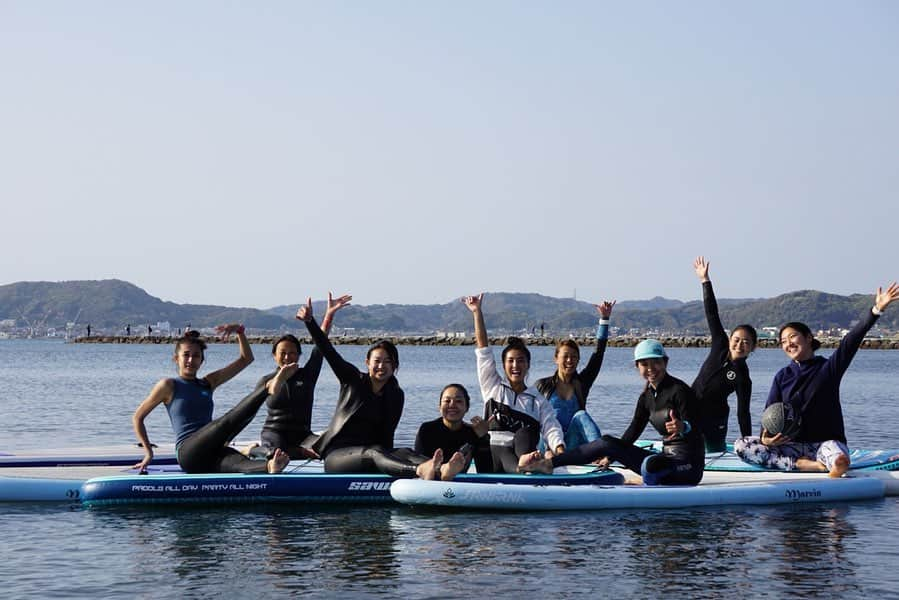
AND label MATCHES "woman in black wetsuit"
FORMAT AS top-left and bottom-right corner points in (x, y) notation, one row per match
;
(519, 339), (705, 486)
(253, 292), (352, 459)
(691, 256), (757, 452)
(415, 384), (493, 473)
(296, 297), (467, 481)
